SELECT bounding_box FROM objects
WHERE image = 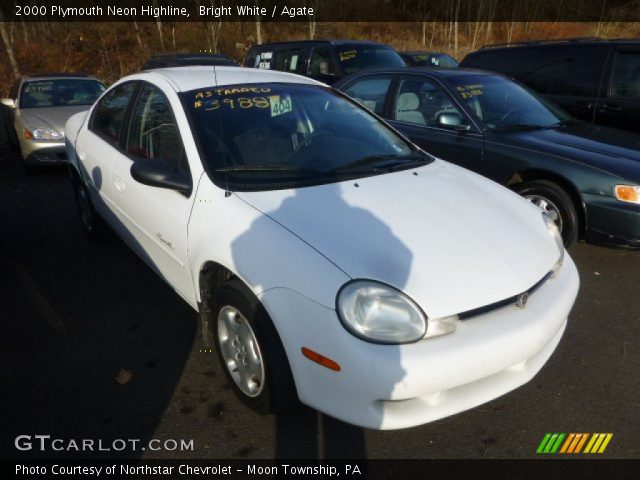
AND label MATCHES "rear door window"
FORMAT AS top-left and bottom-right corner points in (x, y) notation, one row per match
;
(465, 46), (606, 97)
(522, 46), (606, 97)
(609, 50), (640, 98)
(90, 82), (136, 143)
(256, 50), (274, 69)
(308, 47), (336, 77)
(343, 75), (393, 115)
(287, 47), (310, 75)
(271, 49), (289, 71)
